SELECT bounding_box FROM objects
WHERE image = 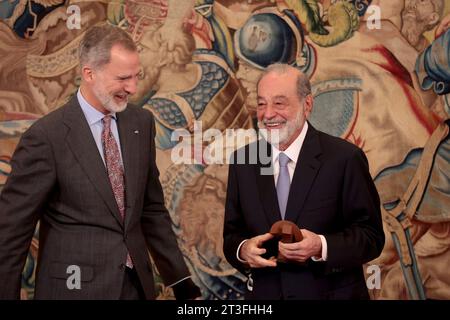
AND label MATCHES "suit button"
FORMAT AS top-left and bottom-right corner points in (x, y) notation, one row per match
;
(119, 263), (126, 270)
